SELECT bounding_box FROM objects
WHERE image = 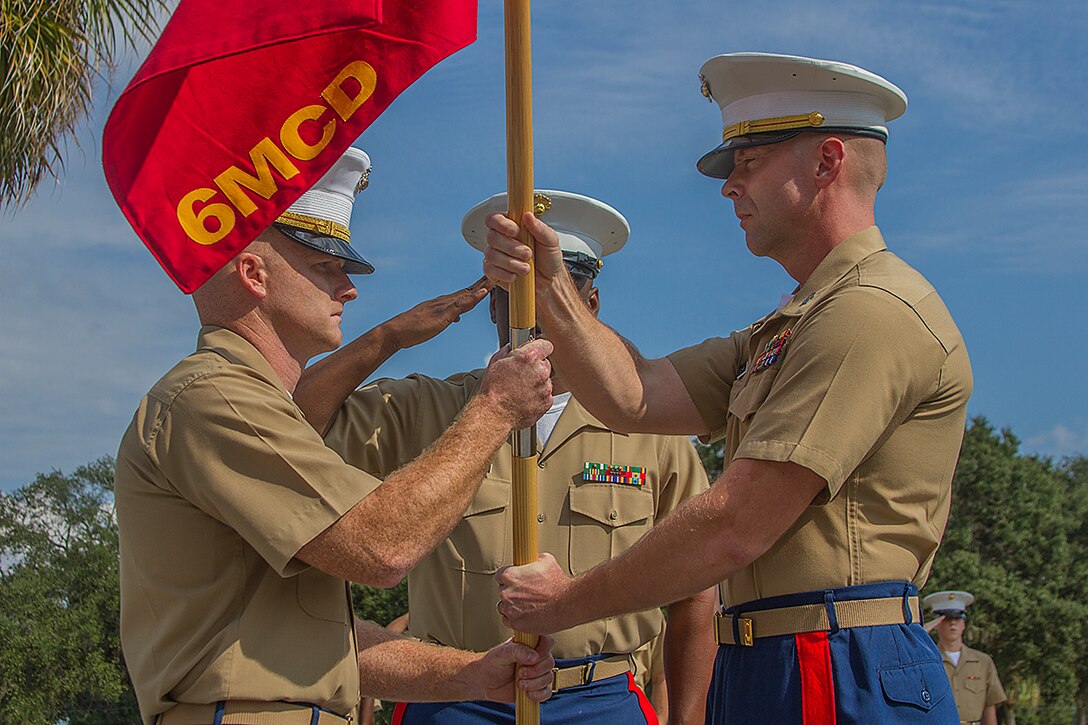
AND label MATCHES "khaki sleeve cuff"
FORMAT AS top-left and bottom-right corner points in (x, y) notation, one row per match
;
(666, 337), (741, 443)
(733, 439), (844, 497)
